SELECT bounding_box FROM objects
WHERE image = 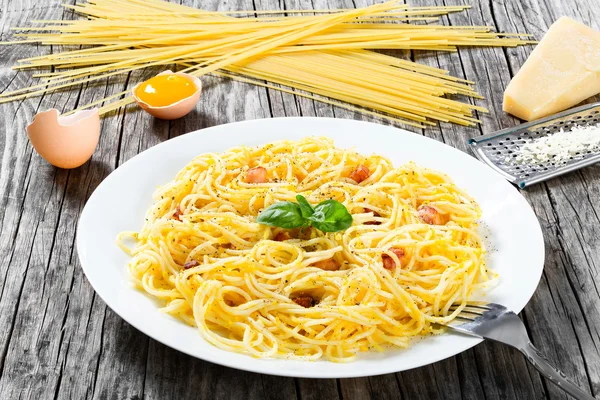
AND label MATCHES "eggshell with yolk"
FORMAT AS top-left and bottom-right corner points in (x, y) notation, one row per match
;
(26, 108), (100, 169)
(132, 70), (202, 120)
